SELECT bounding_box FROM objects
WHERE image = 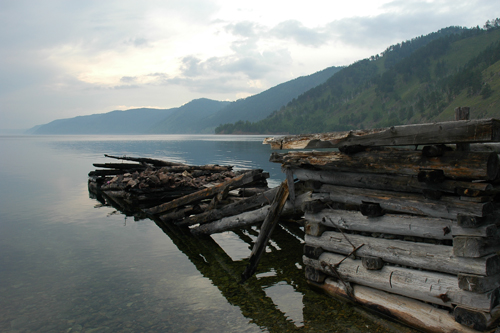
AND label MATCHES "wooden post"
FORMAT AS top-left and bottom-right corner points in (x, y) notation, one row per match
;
(456, 107), (471, 151)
